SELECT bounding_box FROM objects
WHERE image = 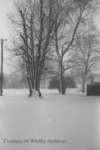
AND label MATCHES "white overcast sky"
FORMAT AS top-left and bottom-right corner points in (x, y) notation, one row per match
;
(0, 0), (14, 38)
(0, 0), (100, 74)
(0, 0), (14, 74)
